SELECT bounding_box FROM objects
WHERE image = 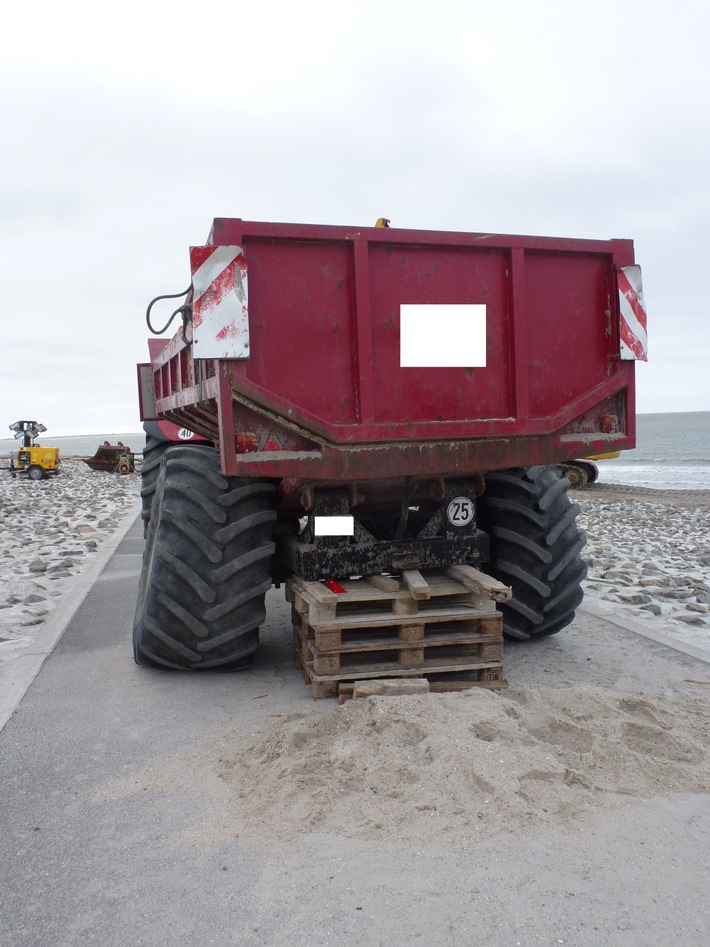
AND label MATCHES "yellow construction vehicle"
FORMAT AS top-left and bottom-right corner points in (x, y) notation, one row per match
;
(8, 421), (60, 480)
(557, 451), (621, 488)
